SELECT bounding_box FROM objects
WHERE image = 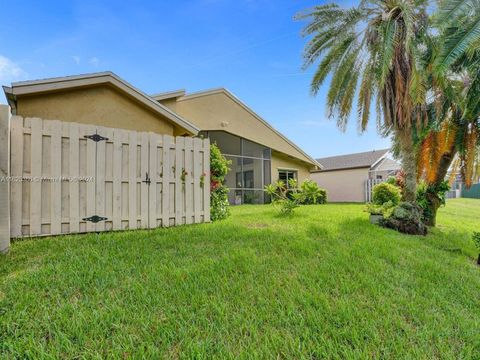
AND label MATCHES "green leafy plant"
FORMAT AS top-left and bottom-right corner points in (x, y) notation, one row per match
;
(472, 232), (480, 265)
(265, 179), (327, 215)
(210, 143), (231, 221)
(385, 176), (397, 186)
(264, 179), (300, 216)
(365, 200), (395, 218)
(416, 181), (450, 226)
(372, 183), (401, 206)
(296, 179), (327, 204)
(380, 202), (427, 235)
